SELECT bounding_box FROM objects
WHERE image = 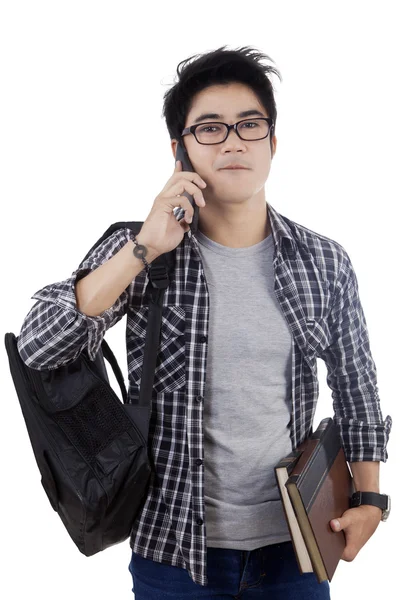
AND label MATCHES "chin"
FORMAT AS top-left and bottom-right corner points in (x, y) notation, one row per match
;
(215, 194), (256, 204)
